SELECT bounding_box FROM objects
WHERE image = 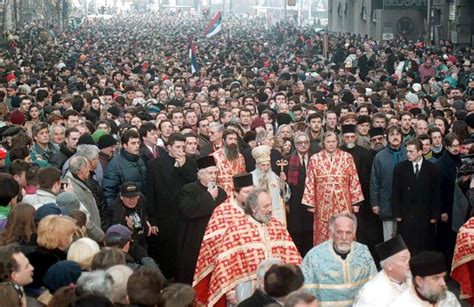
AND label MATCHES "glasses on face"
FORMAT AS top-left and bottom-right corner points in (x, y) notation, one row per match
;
(296, 141), (309, 146)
